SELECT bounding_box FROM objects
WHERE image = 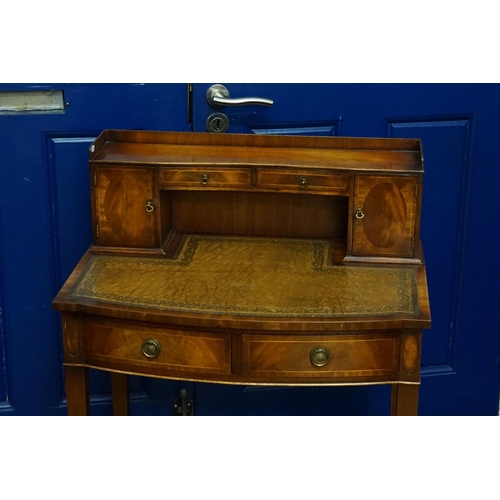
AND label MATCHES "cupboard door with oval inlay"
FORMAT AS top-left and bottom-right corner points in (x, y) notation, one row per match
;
(93, 166), (157, 248)
(352, 175), (418, 258)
